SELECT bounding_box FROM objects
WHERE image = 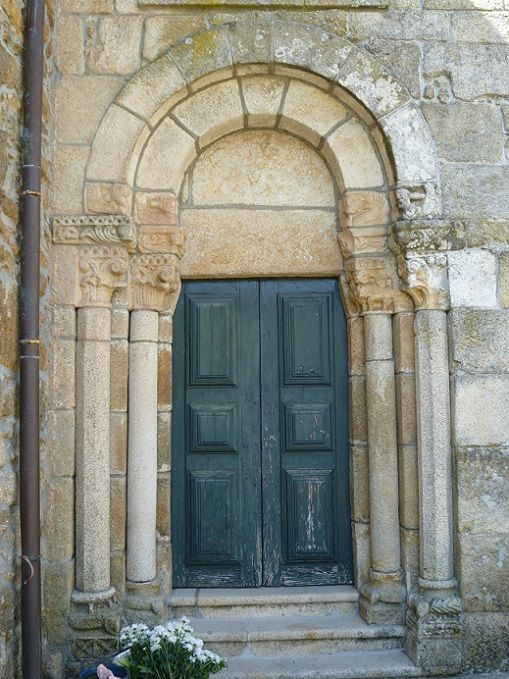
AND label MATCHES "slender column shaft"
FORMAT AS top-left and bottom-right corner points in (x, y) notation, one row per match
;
(364, 313), (401, 574)
(127, 309), (159, 582)
(415, 310), (454, 582)
(76, 306), (112, 593)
